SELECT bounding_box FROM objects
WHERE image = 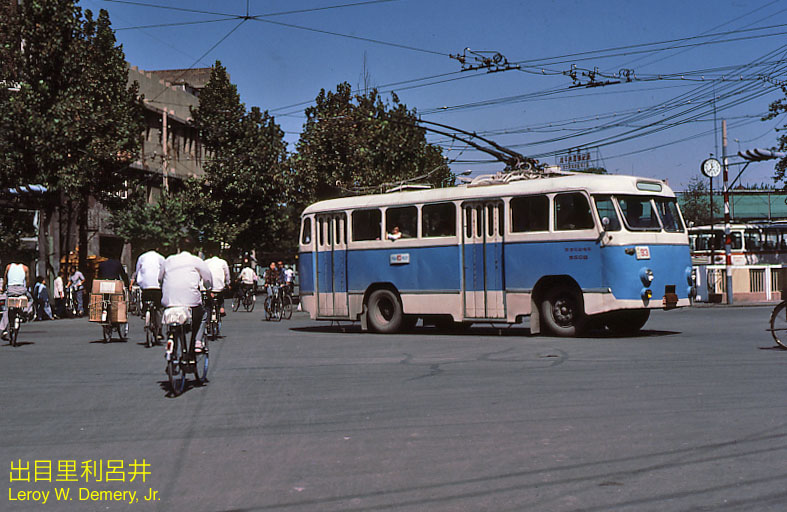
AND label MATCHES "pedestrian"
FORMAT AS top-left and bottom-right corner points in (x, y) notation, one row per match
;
(33, 276), (53, 321)
(53, 269), (65, 319)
